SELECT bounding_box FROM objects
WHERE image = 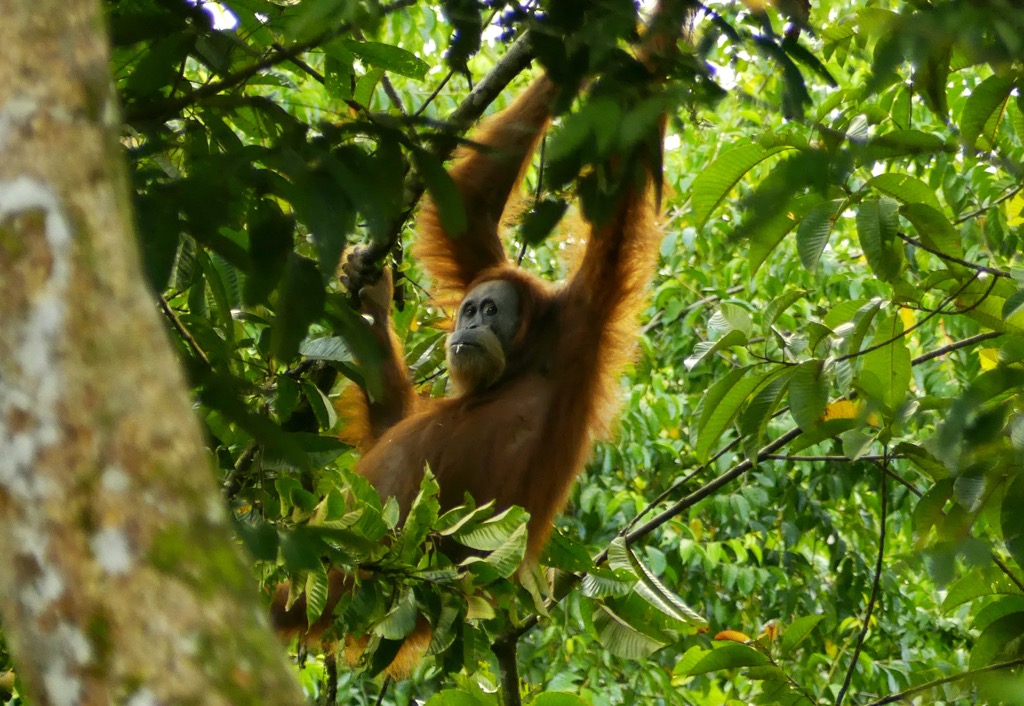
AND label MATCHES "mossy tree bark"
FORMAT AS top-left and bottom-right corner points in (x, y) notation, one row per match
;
(0, 3), (305, 704)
